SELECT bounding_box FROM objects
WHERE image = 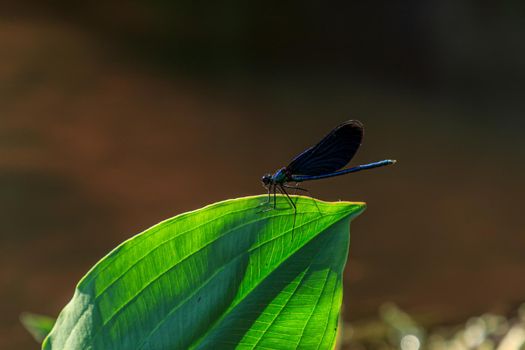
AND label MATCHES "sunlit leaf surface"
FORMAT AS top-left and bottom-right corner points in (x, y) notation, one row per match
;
(43, 195), (364, 349)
